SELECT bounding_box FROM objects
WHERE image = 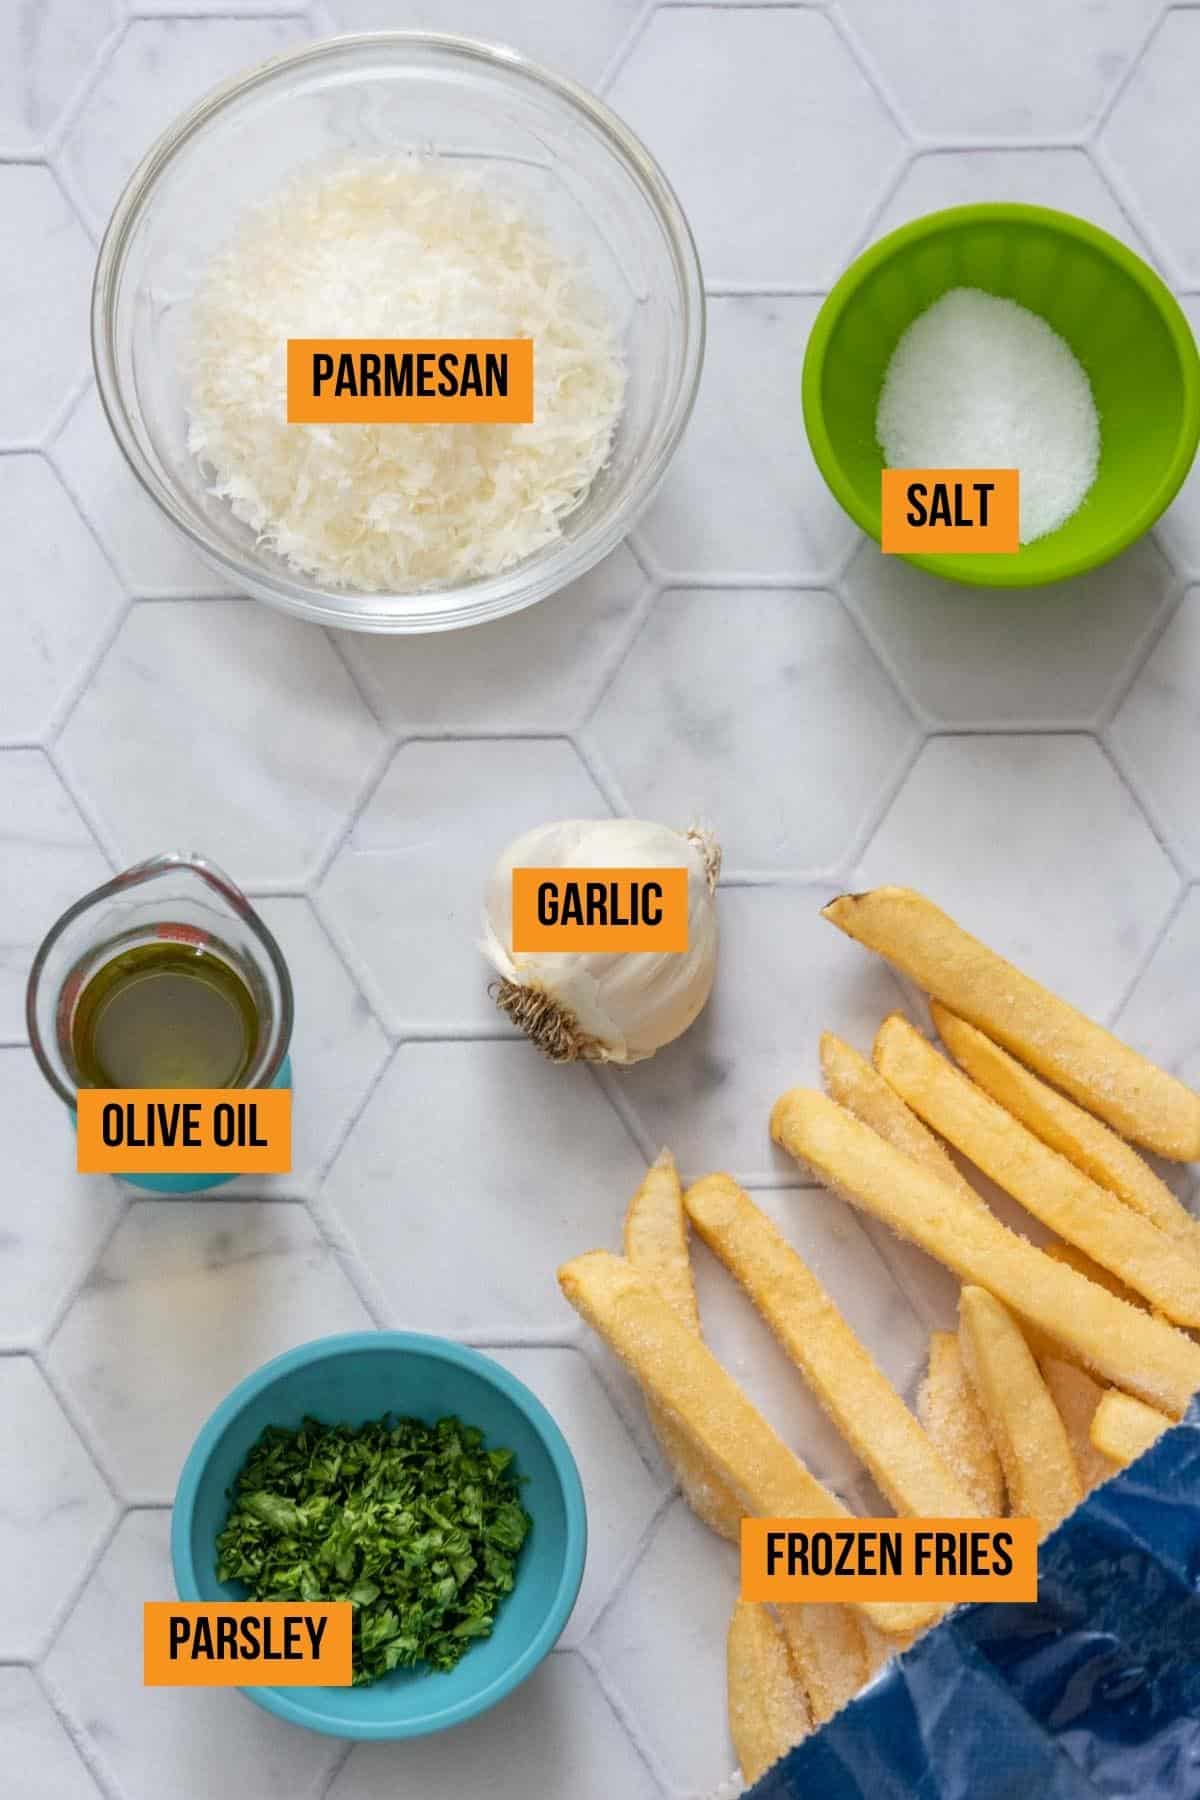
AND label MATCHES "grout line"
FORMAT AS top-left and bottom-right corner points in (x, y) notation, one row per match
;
(826, 0), (918, 142)
(322, 624), (391, 735)
(41, 18), (131, 164)
(34, 1662), (127, 1800)
(569, 731), (628, 817)
(307, 731), (397, 889)
(579, 1635), (684, 1799)
(597, 0), (659, 94)
(1086, 4), (1169, 141)
(575, 1644), (674, 1798)
(33, 1498), (124, 1674)
(1096, 727), (1192, 892)
(1090, 137), (1188, 289)
(43, 740), (124, 872)
(316, 1741), (355, 1800)
(32, 1345), (128, 1502)
(37, 1188), (131, 1351)
(575, 575), (662, 737)
(1104, 877), (1191, 1033)
(588, 1062), (656, 1165)
(1093, 545), (1186, 733)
